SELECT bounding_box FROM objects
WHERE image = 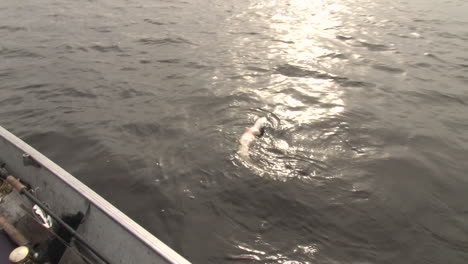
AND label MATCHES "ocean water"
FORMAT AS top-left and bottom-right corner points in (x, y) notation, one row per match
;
(1, 0), (468, 263)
